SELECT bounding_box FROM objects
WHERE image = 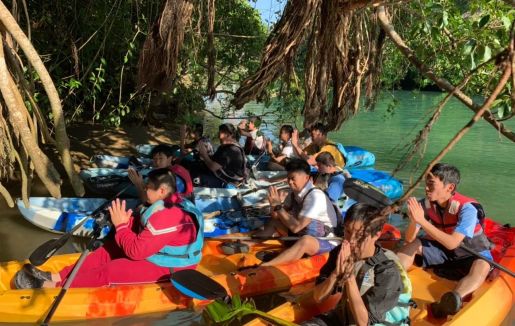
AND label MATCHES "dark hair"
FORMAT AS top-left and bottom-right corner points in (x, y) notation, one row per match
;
(310, 122), (327, 135)
(146, 168), (177, 195)
(315, 151), (336, 167)
(285, 158), (311, 175)
(150, 144), (175, 158)
(344, 203), (386, 236)
(191, 123), (204, 136)
(250, 116), (262, 128)
(280, 124), (294, 137)
(430, 163), (460, 187)
(219, 123), (237, 137)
